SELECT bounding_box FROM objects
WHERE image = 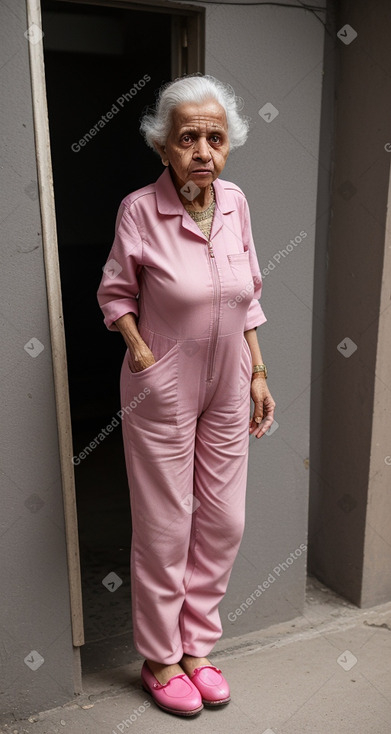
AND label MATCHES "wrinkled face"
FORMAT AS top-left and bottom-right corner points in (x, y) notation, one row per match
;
(155, 99), (230, 189)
